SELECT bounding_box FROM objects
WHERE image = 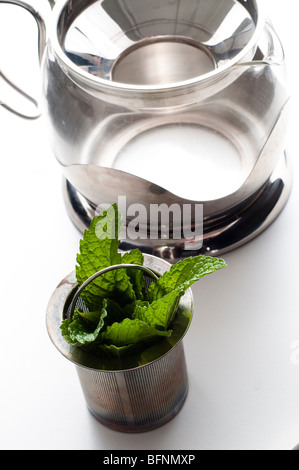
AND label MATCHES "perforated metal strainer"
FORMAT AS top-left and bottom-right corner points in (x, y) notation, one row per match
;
(46, 253), (193, 432)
